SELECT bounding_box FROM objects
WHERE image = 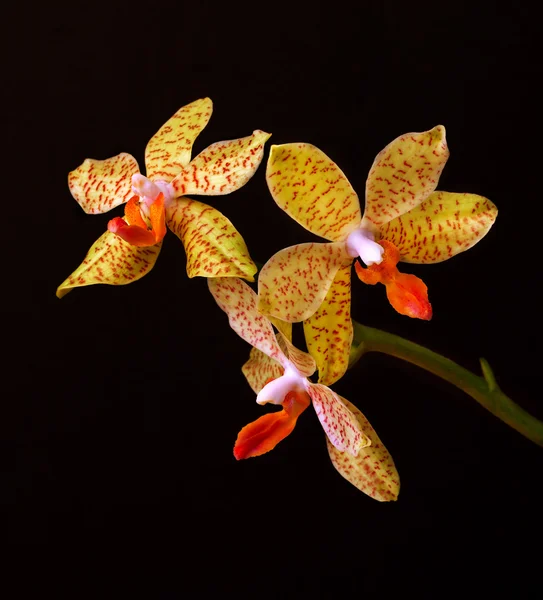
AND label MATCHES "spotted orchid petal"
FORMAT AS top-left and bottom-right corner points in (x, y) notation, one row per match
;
(68, 153), (140, 215)
(208, 277), (288, 367)
(257, 242), (351, 322)
(276, 331), (316, 378)
(171, 130), (271, 197)
(327, 397), (399, 501)
(167, 199), (257, 281)
(242, 348), (285, 394)
(144, 97), (213, 182)
(379, 191), (498, 264)
(266, 143), (362, 242)
(362, 126), (449, 232)
(306, 383), (370, 456)
(56, 231), (161, 298)
(304, 263), (353, 386)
